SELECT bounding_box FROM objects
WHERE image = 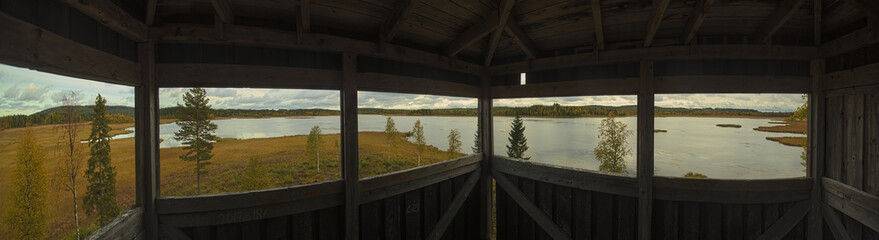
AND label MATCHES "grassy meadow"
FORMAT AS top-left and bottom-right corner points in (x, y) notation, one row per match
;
(0, 122), (467, 239)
